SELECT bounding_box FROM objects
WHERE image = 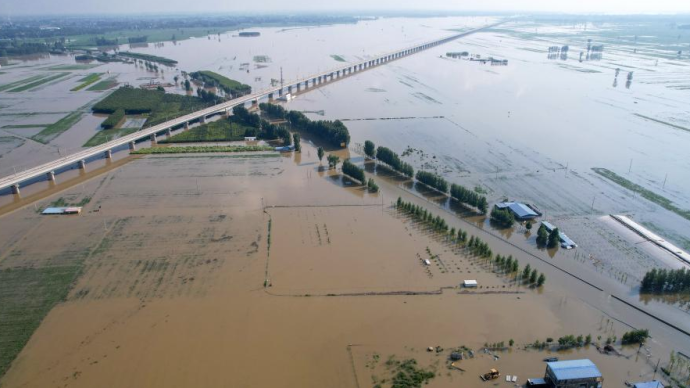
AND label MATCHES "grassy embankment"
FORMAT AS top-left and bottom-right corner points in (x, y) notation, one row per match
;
(4, 73), (70, 92)
(0, 75), (46, 92)
(46, 64), (100, 71)
(87, 77), (118, 91)
(160, 119), (254, 143)
(2, 124), (49, 129)
(592, 167), (690, 221)
(132, 145), (274, 154)
(118, 52), (178, 67)
(31, 111), (85, 144)
(71, 73), (102, 91)
(0, 266), (82, 378)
